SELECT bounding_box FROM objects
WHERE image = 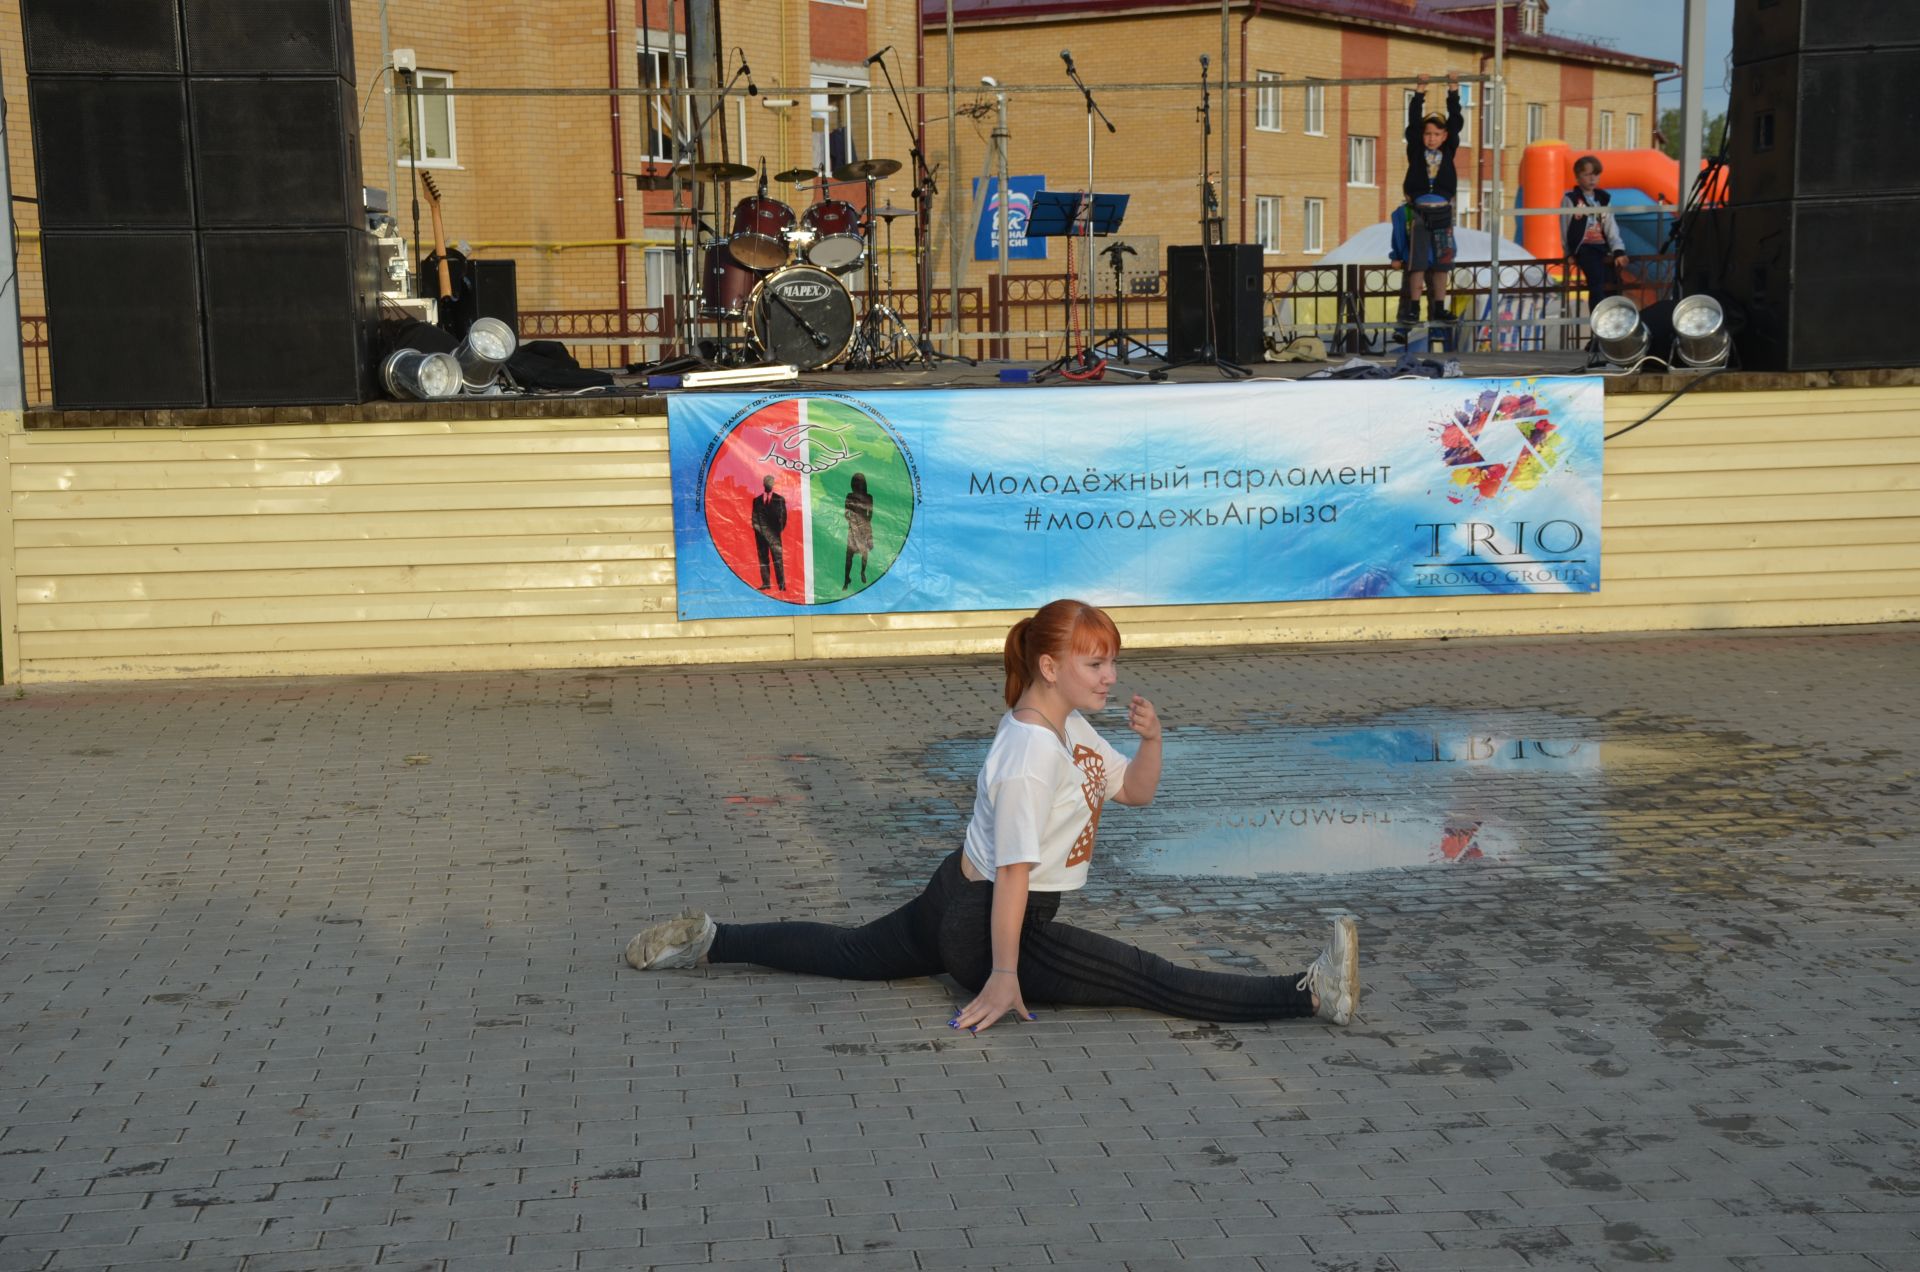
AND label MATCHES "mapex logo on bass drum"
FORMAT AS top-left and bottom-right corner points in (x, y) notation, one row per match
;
(776, 281), (831, 301)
